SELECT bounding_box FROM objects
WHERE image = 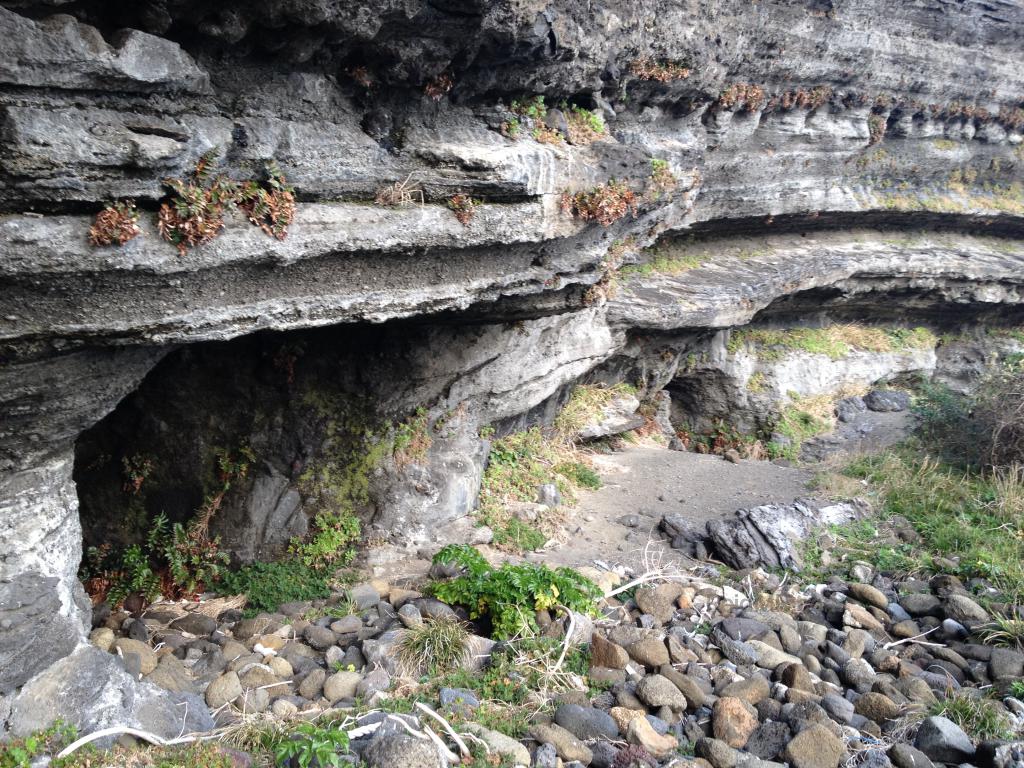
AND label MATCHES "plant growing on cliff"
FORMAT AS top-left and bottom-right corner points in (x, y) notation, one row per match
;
(717, 83), (766, 112)
(428, 544), (601, 638)
(121, 452), (154, 495)
(564, 104), (606, 144)
(236, 161), (296, 240)
(158, 150), (239, 255)
(447, 194), (480, 226)
(868, 114), (887, 145)
(647, 158), (677, 200)
(561, 181), (638, 226)
(629, 57), (690, 82)
(88, 201), (141, 247)
(424, 72), (454, 101)
(393, 406), (433, 467)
